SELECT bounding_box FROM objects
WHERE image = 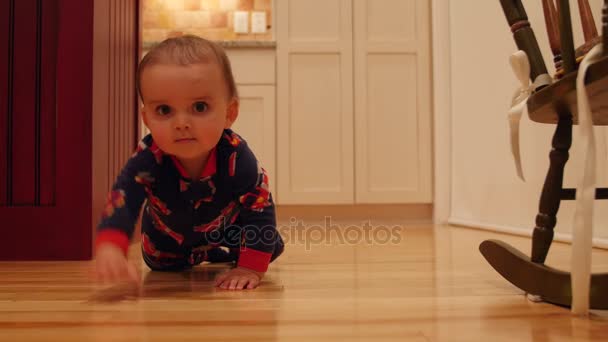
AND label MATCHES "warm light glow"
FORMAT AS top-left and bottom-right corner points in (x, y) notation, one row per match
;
(141, 0), (273, 44)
